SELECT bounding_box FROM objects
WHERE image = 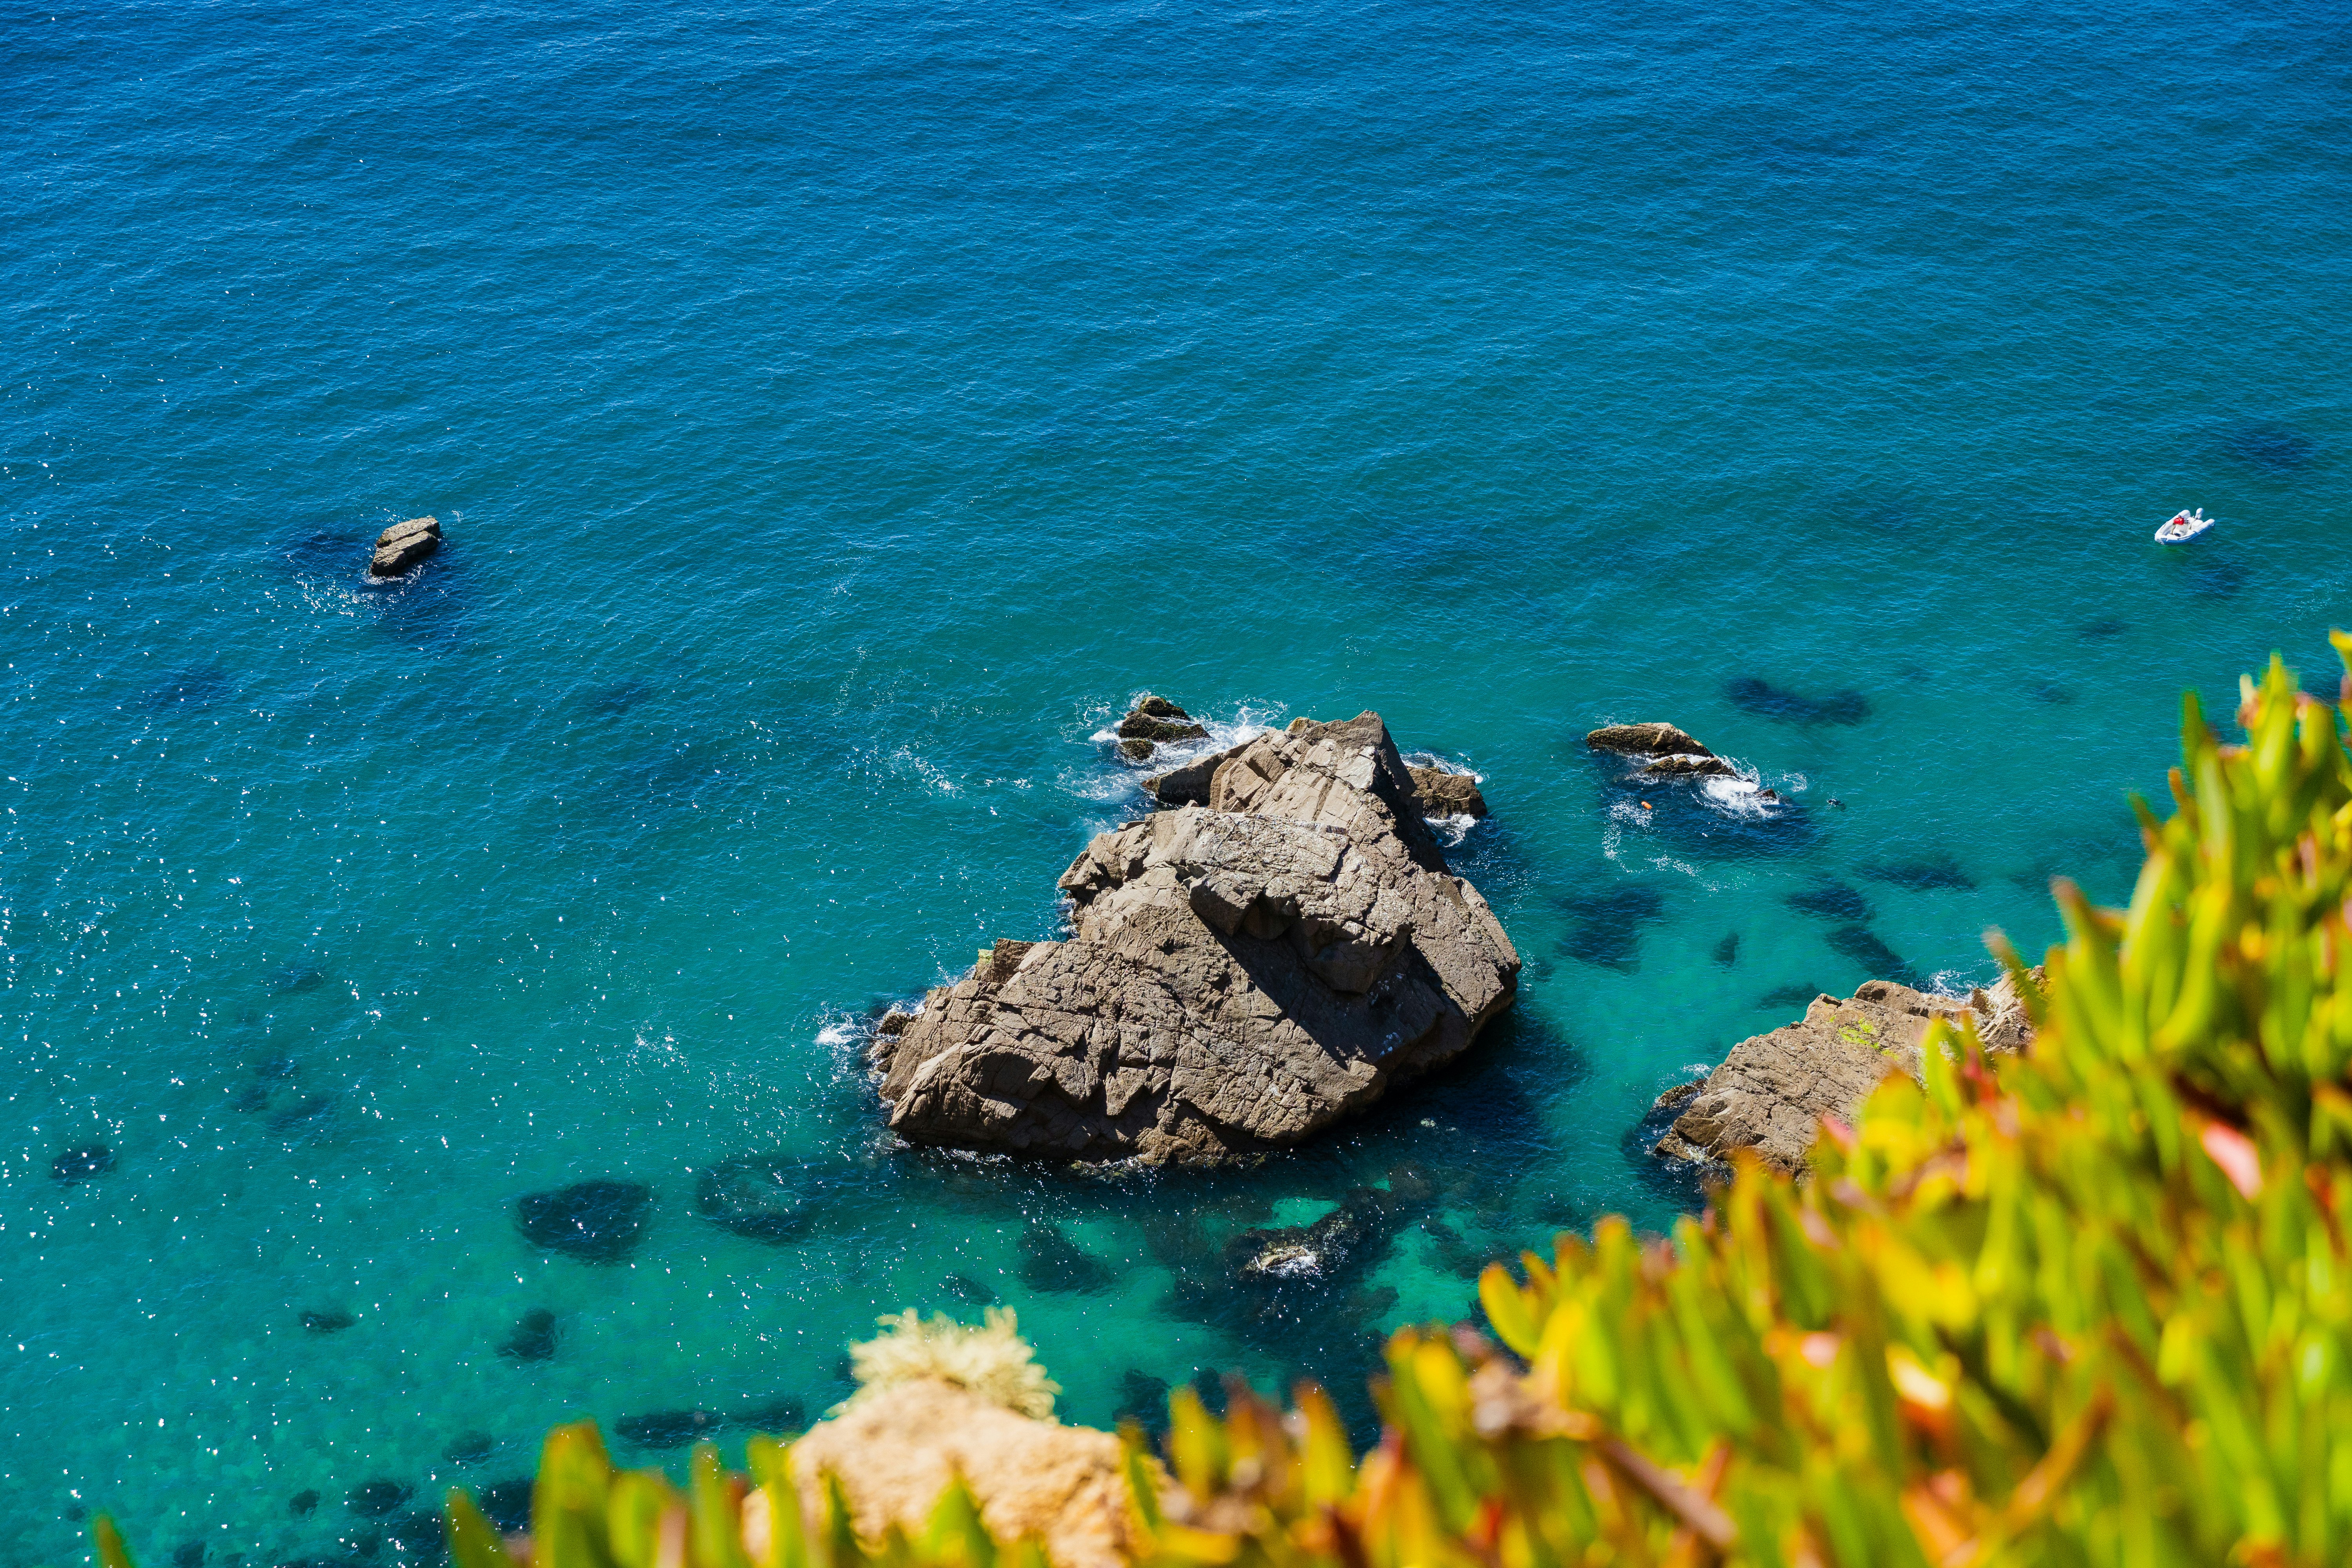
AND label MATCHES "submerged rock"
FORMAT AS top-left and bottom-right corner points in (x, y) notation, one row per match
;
(498, 1308), (558, 1362)
(514, 1180), (652, 1262)
(268, 1093), (335, 1136)
(942, 1272), (1000, 1305)
(301, 1309), (358, 1334)
(1725, 677), (1869, 725)
(615, 1408), (726, 1448)
(348, 1480), (413, 1518)
(477, 1478), (534, 1533)
(289, 1489), (320, 1517)
(444, 1432), (494, 1467)
(695, 1156), (817, 1243)
(1016, 1221), (1118, 1293)
(877, 713), (1521, 1163)
(368, 515), (441, 580)
(51, 1144), (114, 1185)
(1653, 972), (2040, 1173)
(1406, 765), (1488, 819)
